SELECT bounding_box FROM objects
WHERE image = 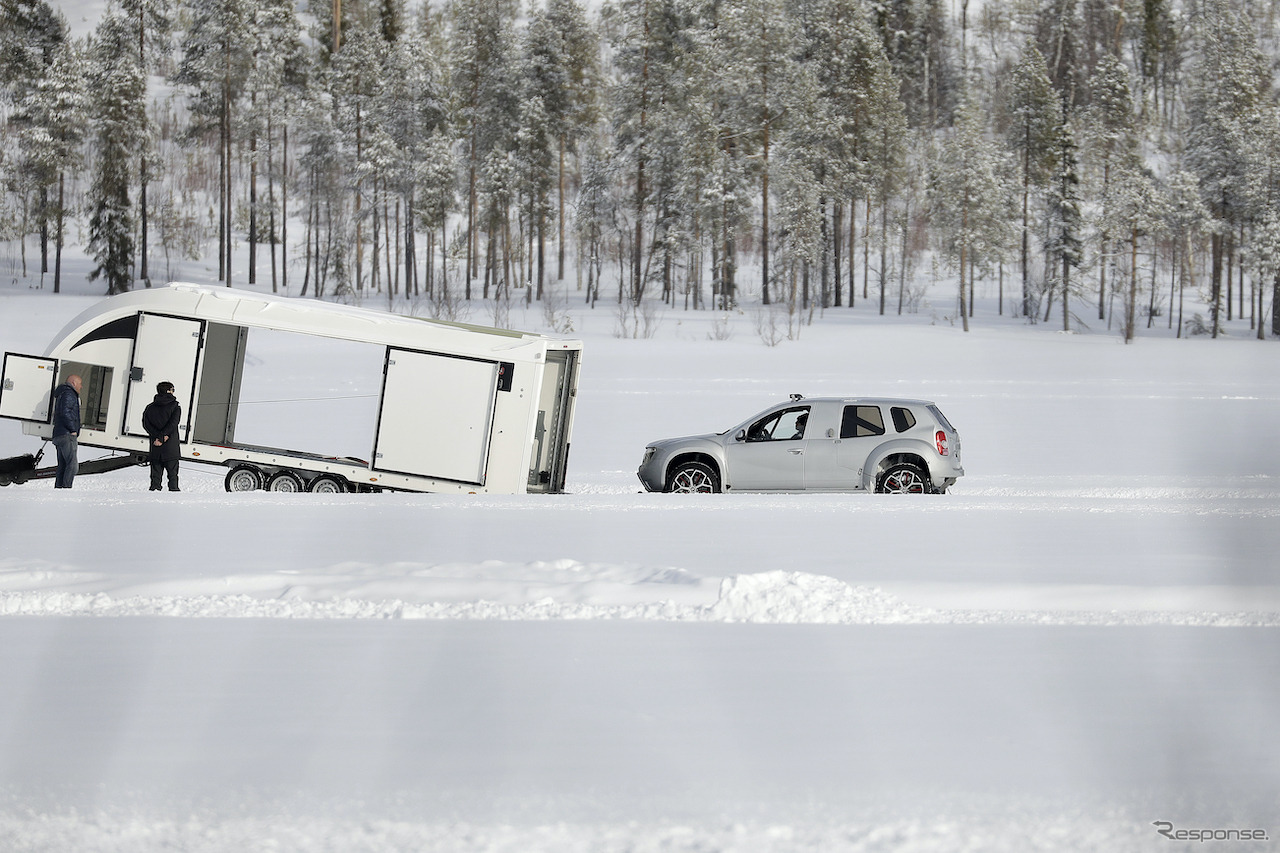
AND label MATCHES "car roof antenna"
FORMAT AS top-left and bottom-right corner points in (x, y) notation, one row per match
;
(790, 393), (804, 401)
